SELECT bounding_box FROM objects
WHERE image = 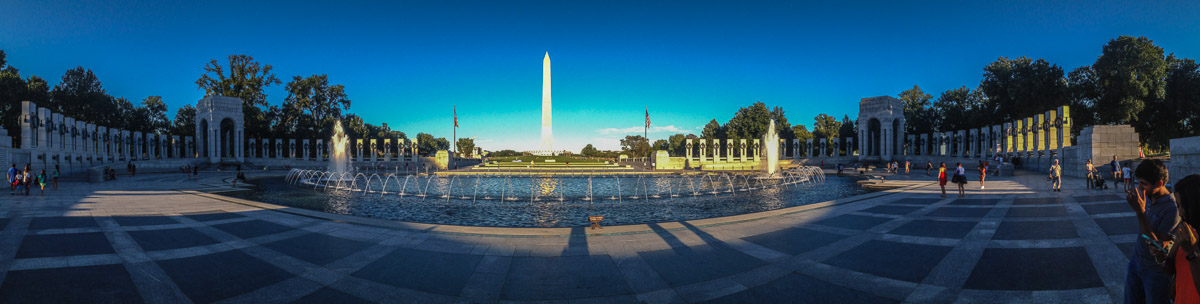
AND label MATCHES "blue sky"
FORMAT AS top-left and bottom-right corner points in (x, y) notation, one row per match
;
(2, 0), (1198, 151)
